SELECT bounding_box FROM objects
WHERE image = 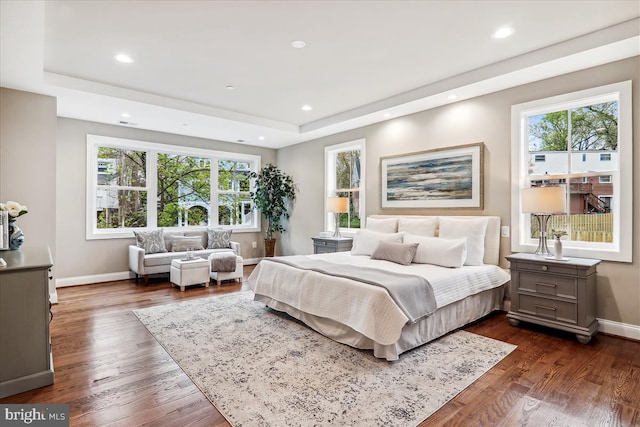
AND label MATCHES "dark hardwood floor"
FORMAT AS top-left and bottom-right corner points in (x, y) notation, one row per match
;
(2, 265), (638, 426)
